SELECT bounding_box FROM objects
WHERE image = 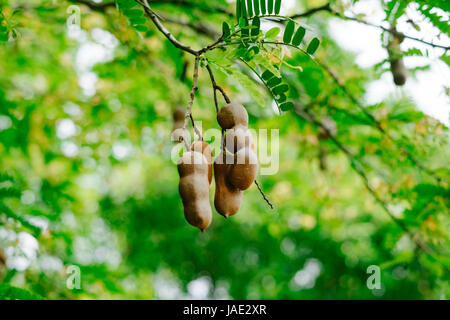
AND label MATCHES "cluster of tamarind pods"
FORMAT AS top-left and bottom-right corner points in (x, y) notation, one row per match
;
(172, 103), (258, 231)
